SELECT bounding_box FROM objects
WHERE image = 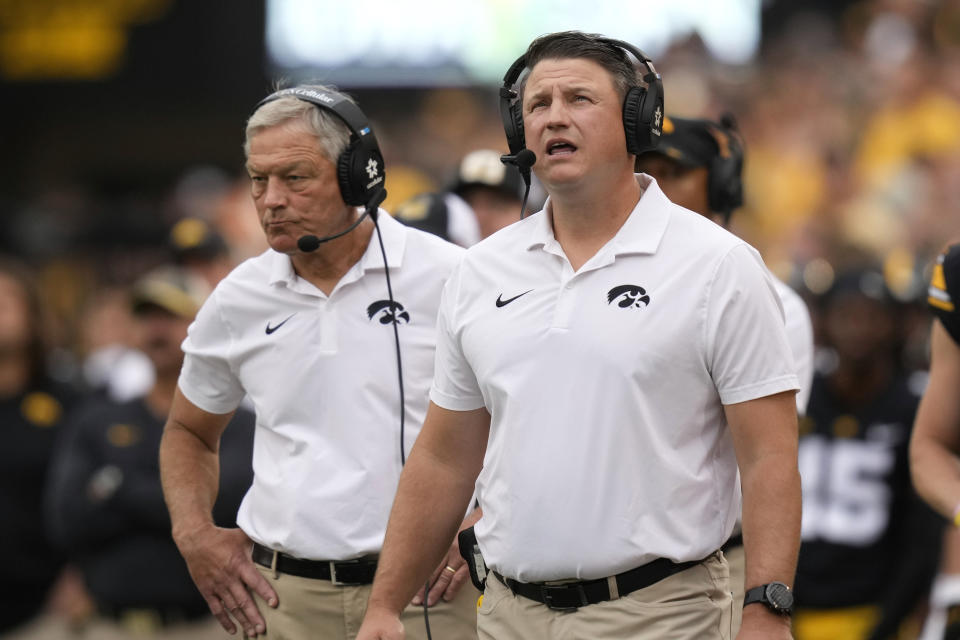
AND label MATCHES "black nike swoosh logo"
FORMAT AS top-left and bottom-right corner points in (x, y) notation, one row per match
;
(495, 290), (533, 308)
(265, 313), (297, 335)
